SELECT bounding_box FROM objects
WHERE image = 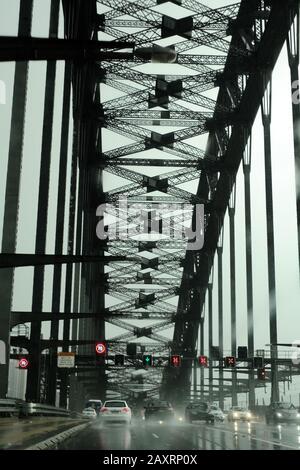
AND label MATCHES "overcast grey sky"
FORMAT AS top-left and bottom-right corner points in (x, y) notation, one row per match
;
(0, 0), (299, 404)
